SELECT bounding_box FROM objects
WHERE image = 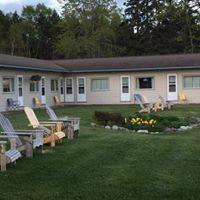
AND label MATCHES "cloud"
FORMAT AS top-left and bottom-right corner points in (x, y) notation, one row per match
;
(0, 0), (125, 14)
(0, 0), (62, 14)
